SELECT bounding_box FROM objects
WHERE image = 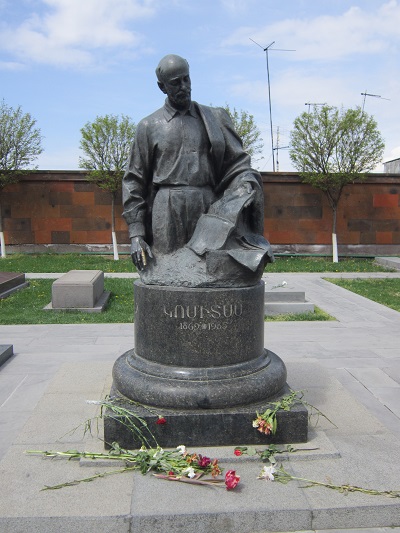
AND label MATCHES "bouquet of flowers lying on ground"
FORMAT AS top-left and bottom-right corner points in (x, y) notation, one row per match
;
(27, 443), (239, 491)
